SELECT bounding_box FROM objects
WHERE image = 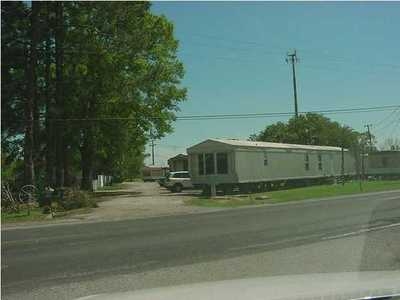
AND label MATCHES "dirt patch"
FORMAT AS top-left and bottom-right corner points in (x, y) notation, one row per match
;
(2, 182), (222, 229)
(72, 182), (220, 222)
